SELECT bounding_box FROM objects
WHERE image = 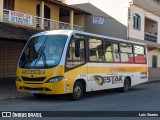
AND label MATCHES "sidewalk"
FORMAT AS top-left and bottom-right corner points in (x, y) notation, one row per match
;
(0, 78), (159, 100)
(0, 78), (30, 100)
